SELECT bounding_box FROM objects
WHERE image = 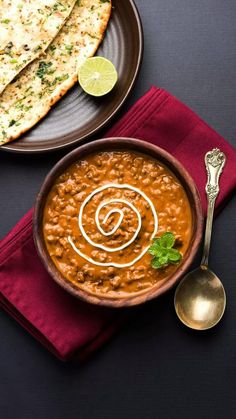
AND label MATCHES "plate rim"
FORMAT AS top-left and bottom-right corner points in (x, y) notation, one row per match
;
(0, 0), (144, 155)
